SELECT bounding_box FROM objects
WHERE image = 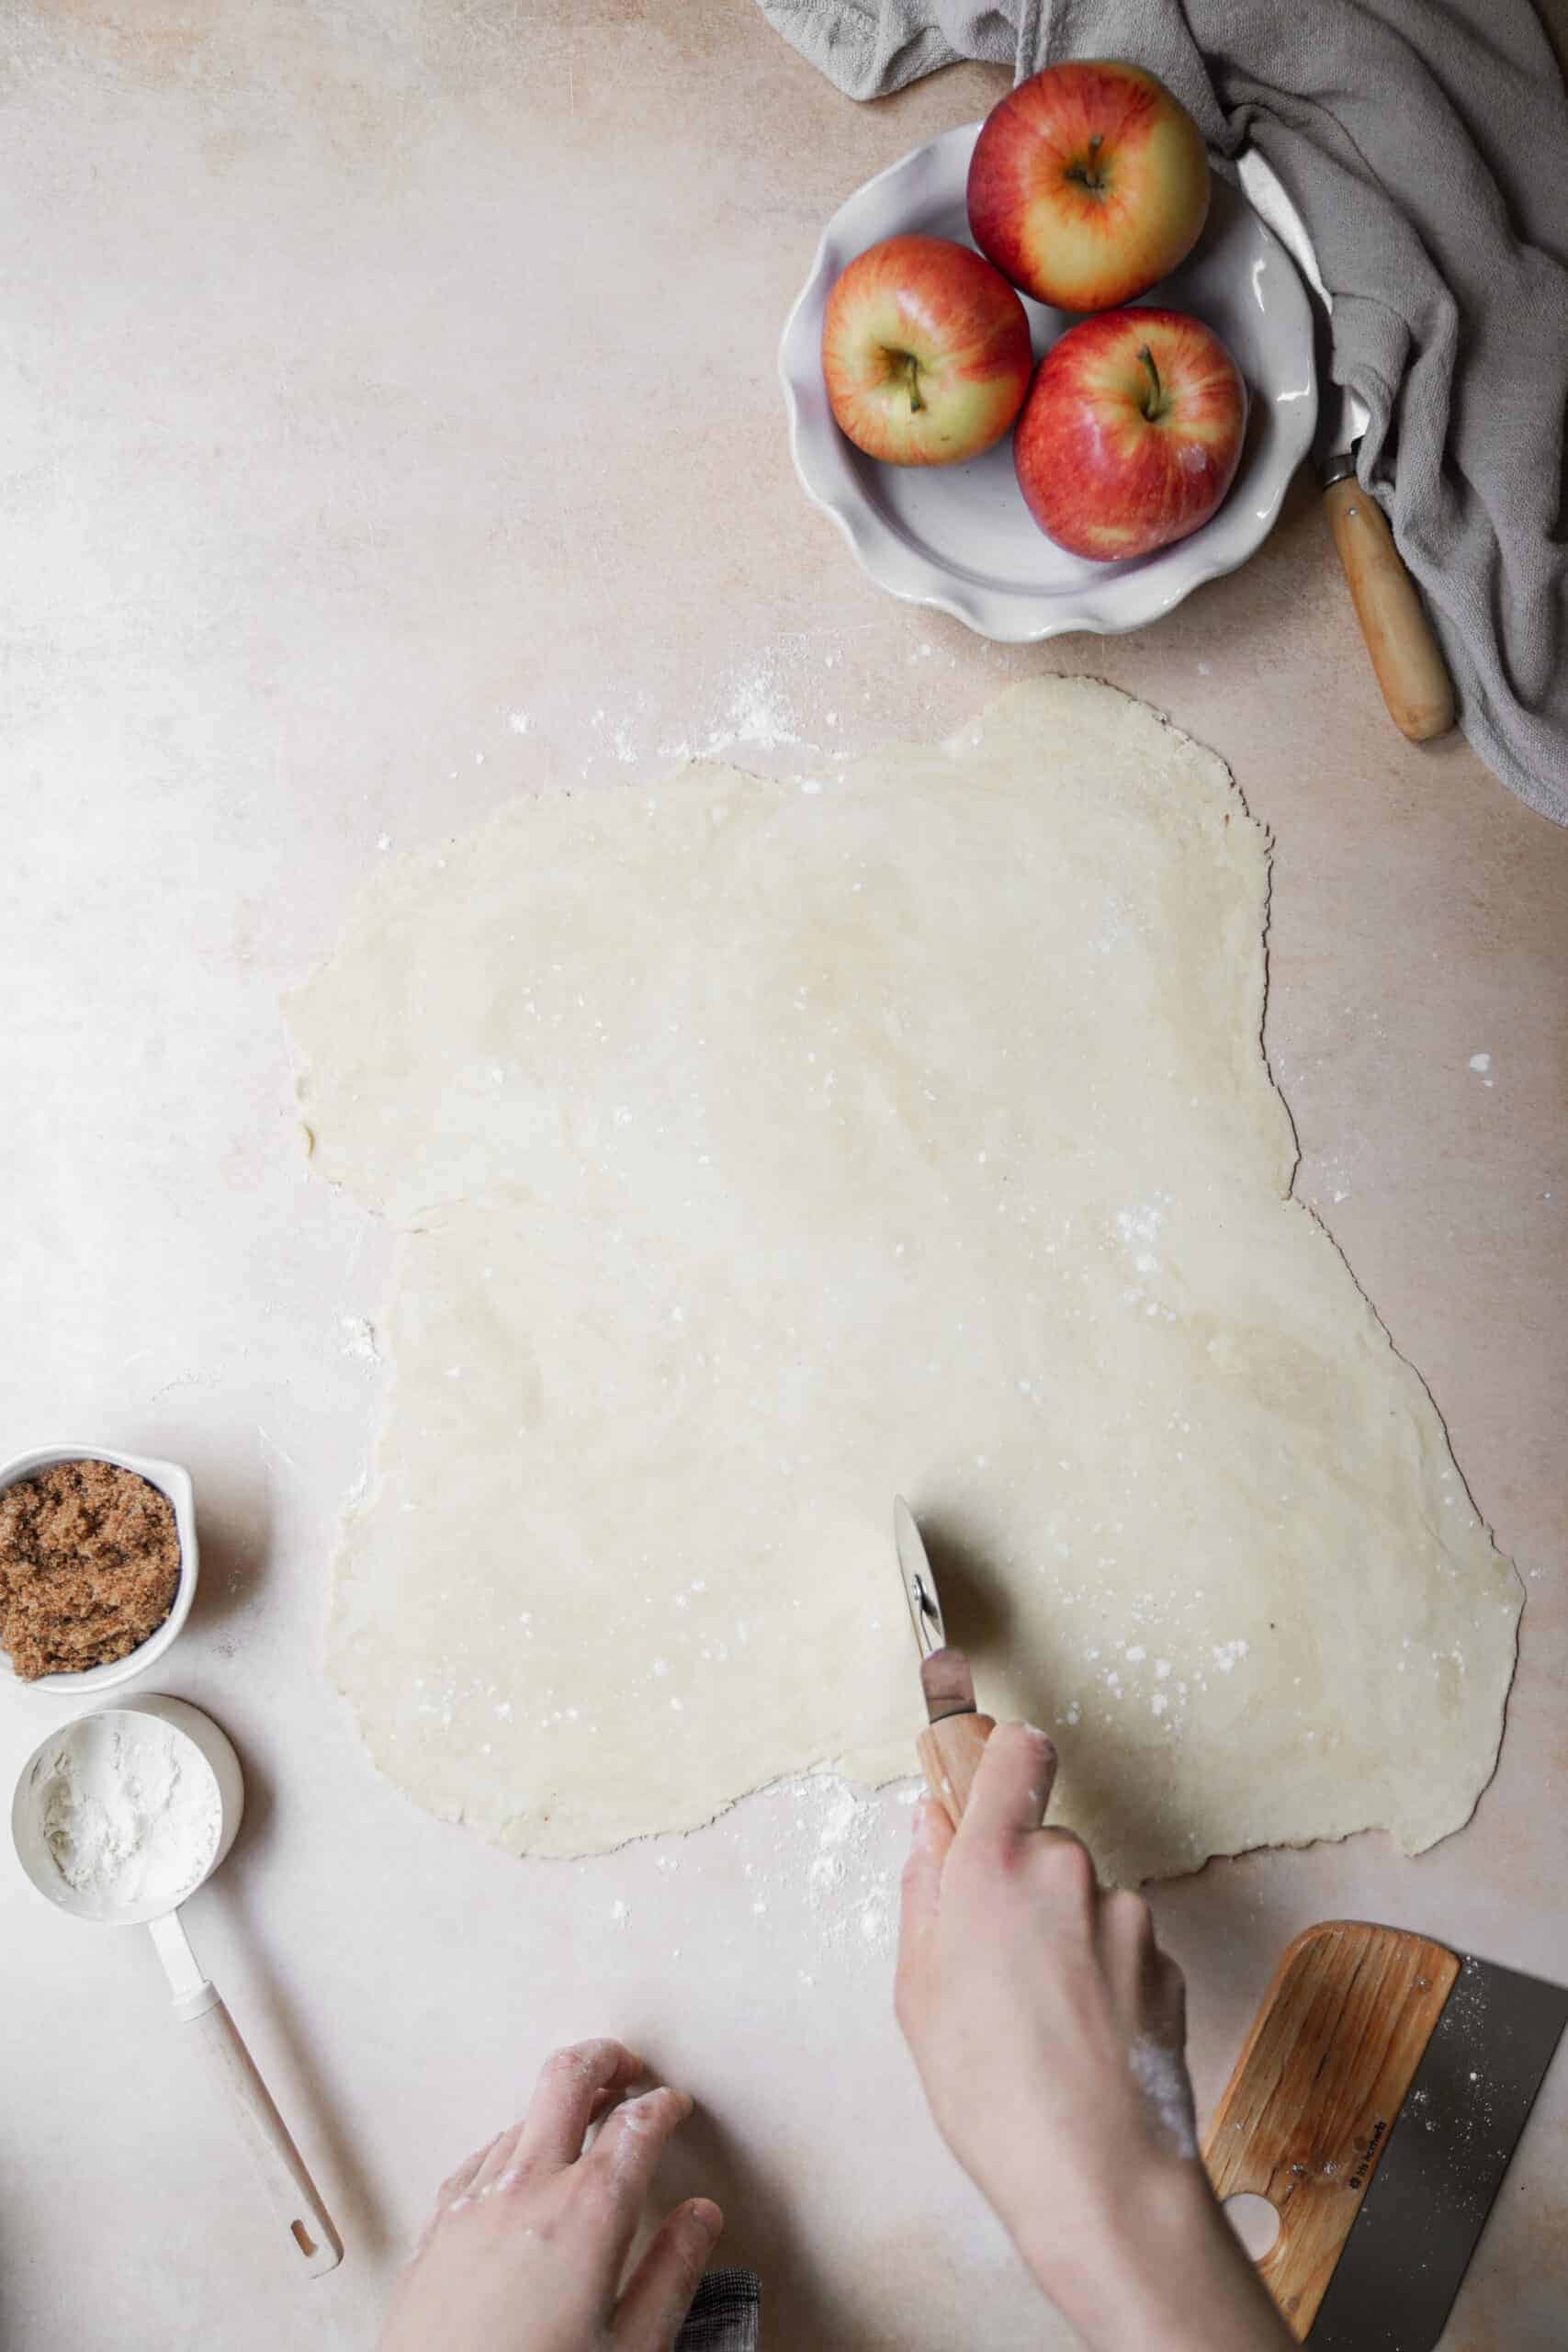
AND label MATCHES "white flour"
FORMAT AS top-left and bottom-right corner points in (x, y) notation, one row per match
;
(745, 1774), (913, 1982)
(34, 1715), (220, 1916)
(1128, 2034), (1200, 2160)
